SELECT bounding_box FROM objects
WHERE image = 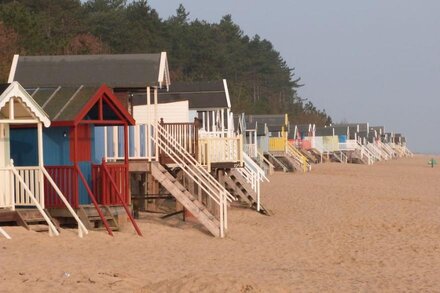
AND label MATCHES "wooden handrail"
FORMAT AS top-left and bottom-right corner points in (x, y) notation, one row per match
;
(101, 160), (142, 236)
(75, 165), (113, 236)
